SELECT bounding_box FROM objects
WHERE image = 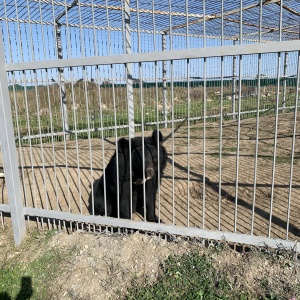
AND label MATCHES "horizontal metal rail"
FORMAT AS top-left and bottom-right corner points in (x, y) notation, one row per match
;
(6, 40), (300, 72)
(23, 207), (300, 253)
(0, 204), (11, 213)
